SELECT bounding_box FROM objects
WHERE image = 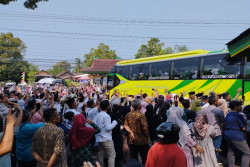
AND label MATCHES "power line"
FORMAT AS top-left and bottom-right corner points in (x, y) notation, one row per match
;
(0, 28), (231, 41)
(0, 11), (249, 26)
